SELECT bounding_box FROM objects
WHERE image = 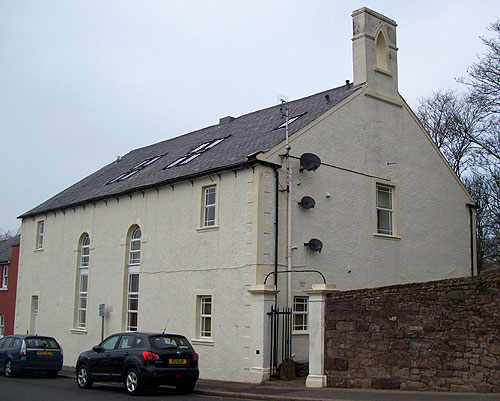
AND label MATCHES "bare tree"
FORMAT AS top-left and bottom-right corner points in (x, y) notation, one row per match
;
(0, 228), (20, 241)
(416, 90), (477, 177)
(417, 19), (500, 273)
(464, 171), (500, 272)
(459, 20), (500, 164)
(463, 21), (500, 114)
